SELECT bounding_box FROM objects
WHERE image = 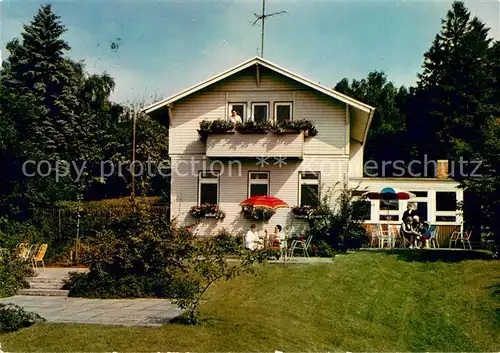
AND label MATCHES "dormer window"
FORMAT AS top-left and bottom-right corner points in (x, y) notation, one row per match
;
(252, 103), (269, 123)
(275, 102), (293, 123)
